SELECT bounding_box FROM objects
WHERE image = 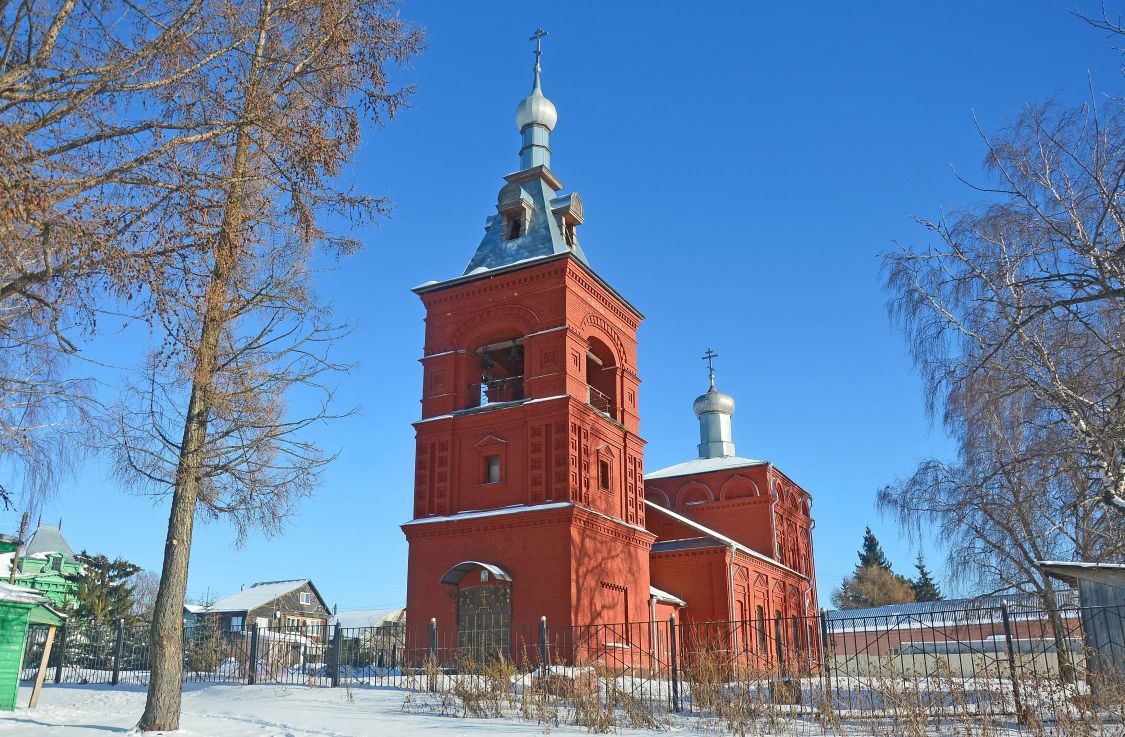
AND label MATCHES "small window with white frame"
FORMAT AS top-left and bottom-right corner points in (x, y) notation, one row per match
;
(229, 616), (244, 632)
(299, 591), (312, 606)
